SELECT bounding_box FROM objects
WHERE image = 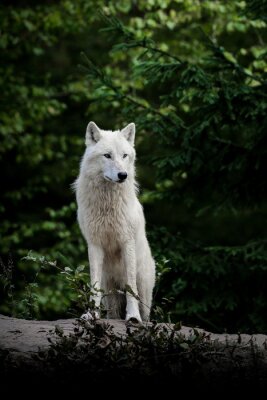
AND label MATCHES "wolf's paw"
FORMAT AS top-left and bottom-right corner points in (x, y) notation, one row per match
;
(126, 313), (142, 325)
(80, 310), (100, 321)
